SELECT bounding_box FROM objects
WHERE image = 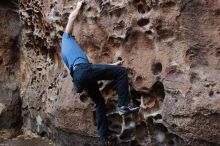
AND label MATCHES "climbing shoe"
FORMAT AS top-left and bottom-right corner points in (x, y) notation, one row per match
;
(117, 105), (140, 115)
